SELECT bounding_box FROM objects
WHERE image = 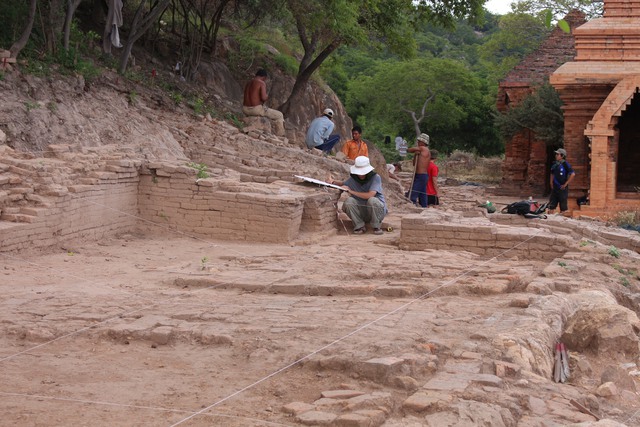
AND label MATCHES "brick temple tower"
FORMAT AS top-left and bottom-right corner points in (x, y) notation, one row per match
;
(497, 11), (586, 197)
(551, 0), (640, 217)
